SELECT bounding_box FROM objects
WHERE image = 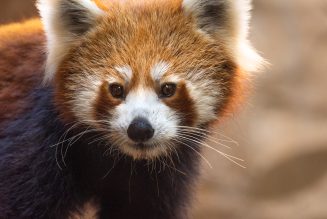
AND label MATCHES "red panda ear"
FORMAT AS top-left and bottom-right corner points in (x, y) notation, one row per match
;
(37, 0), (105, 83)
(182, 0), (266, 73)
